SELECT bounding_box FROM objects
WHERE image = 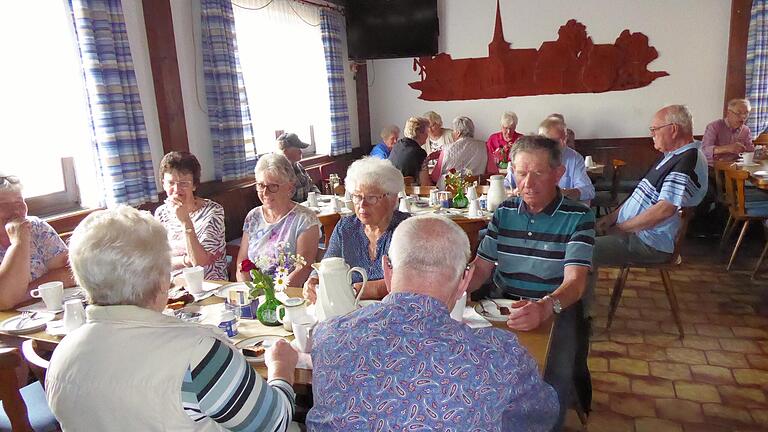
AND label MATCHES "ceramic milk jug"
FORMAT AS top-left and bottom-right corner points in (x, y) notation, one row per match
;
(312, 257), (368, 321)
